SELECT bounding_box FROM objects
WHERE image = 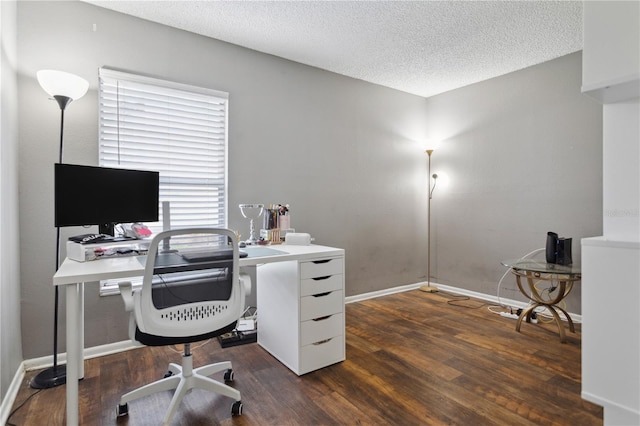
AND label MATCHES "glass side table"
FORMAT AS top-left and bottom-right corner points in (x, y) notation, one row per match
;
(501, 259), (581, 343)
